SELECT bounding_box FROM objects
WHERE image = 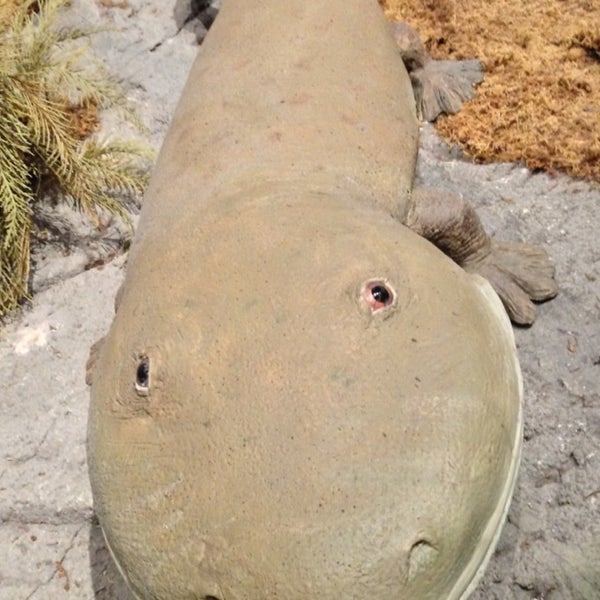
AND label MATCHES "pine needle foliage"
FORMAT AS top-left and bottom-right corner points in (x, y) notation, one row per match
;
(0, 0), (153, 317)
